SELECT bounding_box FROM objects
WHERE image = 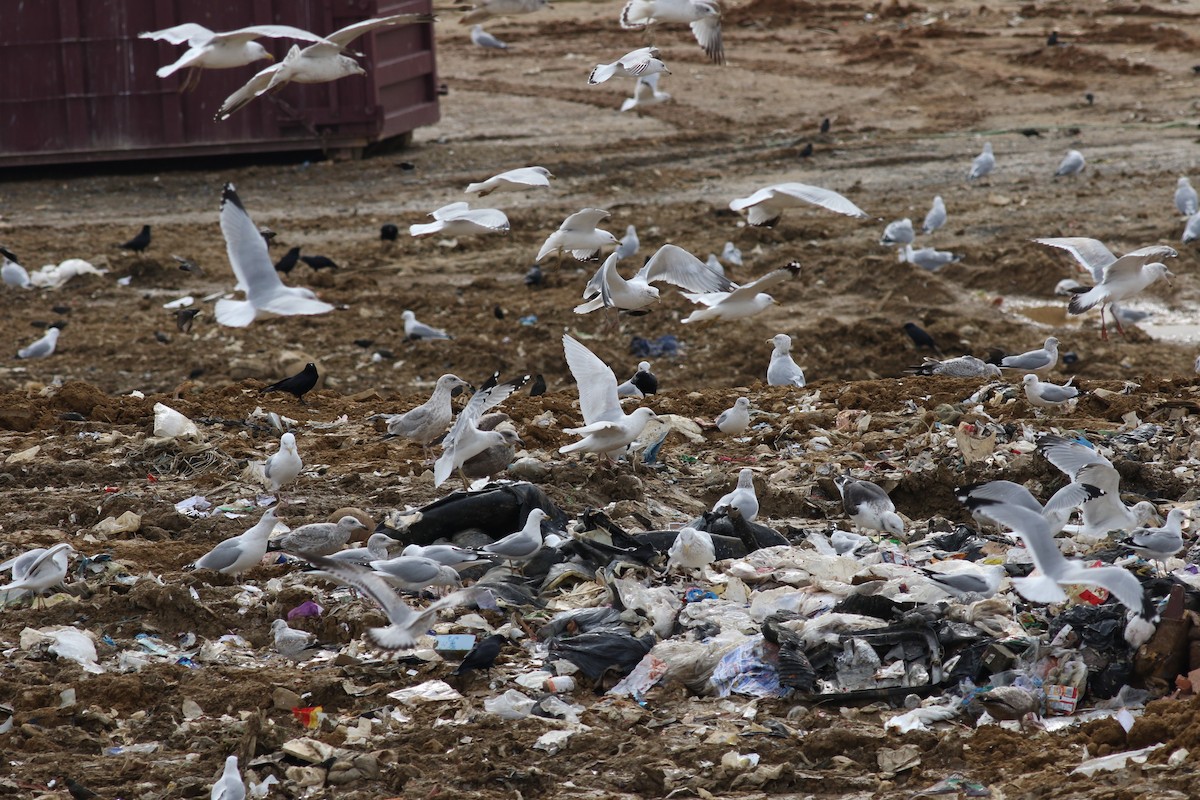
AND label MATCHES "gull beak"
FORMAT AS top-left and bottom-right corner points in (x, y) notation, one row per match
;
(264, 52), (276, 62)
(765, 338), (774, 345)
